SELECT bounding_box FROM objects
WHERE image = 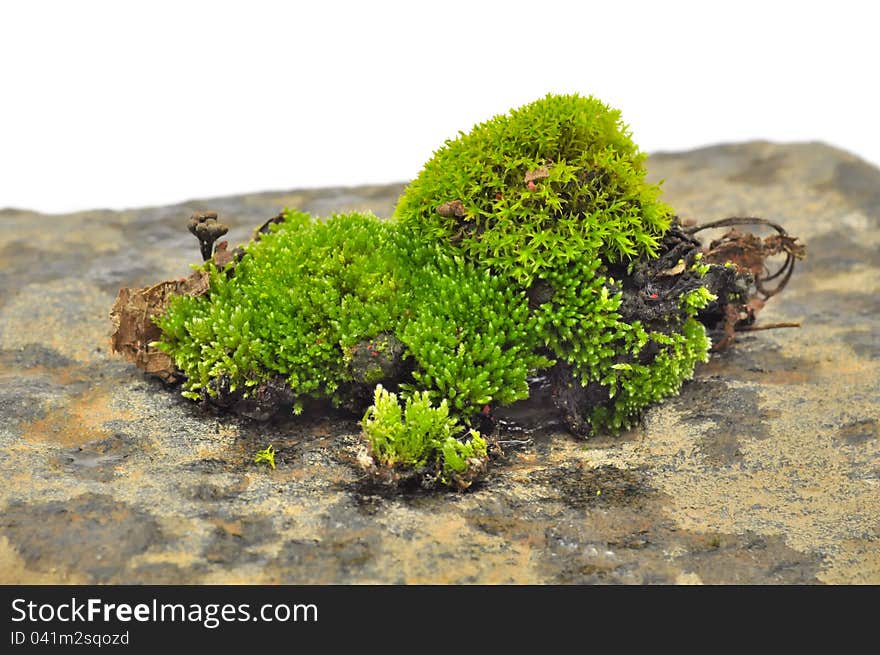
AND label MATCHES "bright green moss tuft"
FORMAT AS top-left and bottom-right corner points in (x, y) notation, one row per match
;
(394, 93), (673, 286)
(397, 243), (552, 416)
(392, 92), (711, 434)
(591, 315), (712, 431)
(532, 258), (625, 387)
(253, 444), (276, 470)
(362, 385), (488, 488)
(155, 210), (403, 404)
